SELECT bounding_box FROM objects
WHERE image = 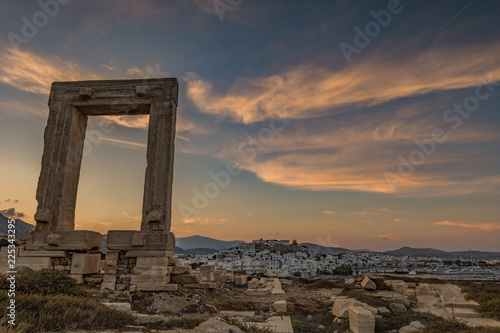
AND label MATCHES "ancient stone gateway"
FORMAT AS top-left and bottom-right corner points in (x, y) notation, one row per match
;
(22, 79), (194, 291)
